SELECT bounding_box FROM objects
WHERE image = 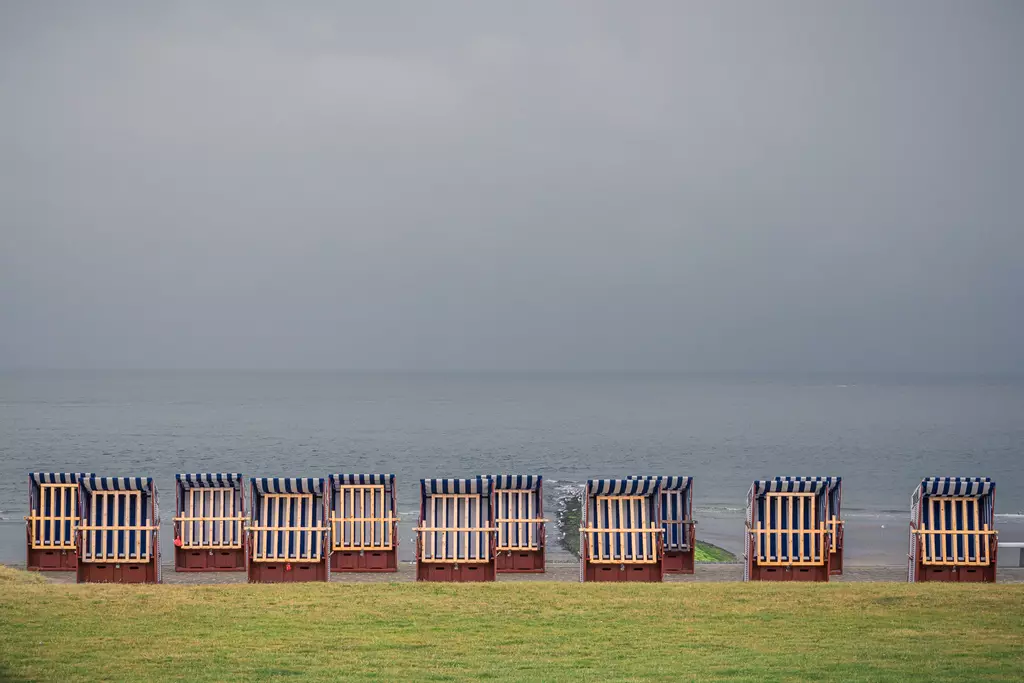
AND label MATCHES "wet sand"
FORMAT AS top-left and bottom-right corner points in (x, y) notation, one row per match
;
(23, 561), (1024, 585)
